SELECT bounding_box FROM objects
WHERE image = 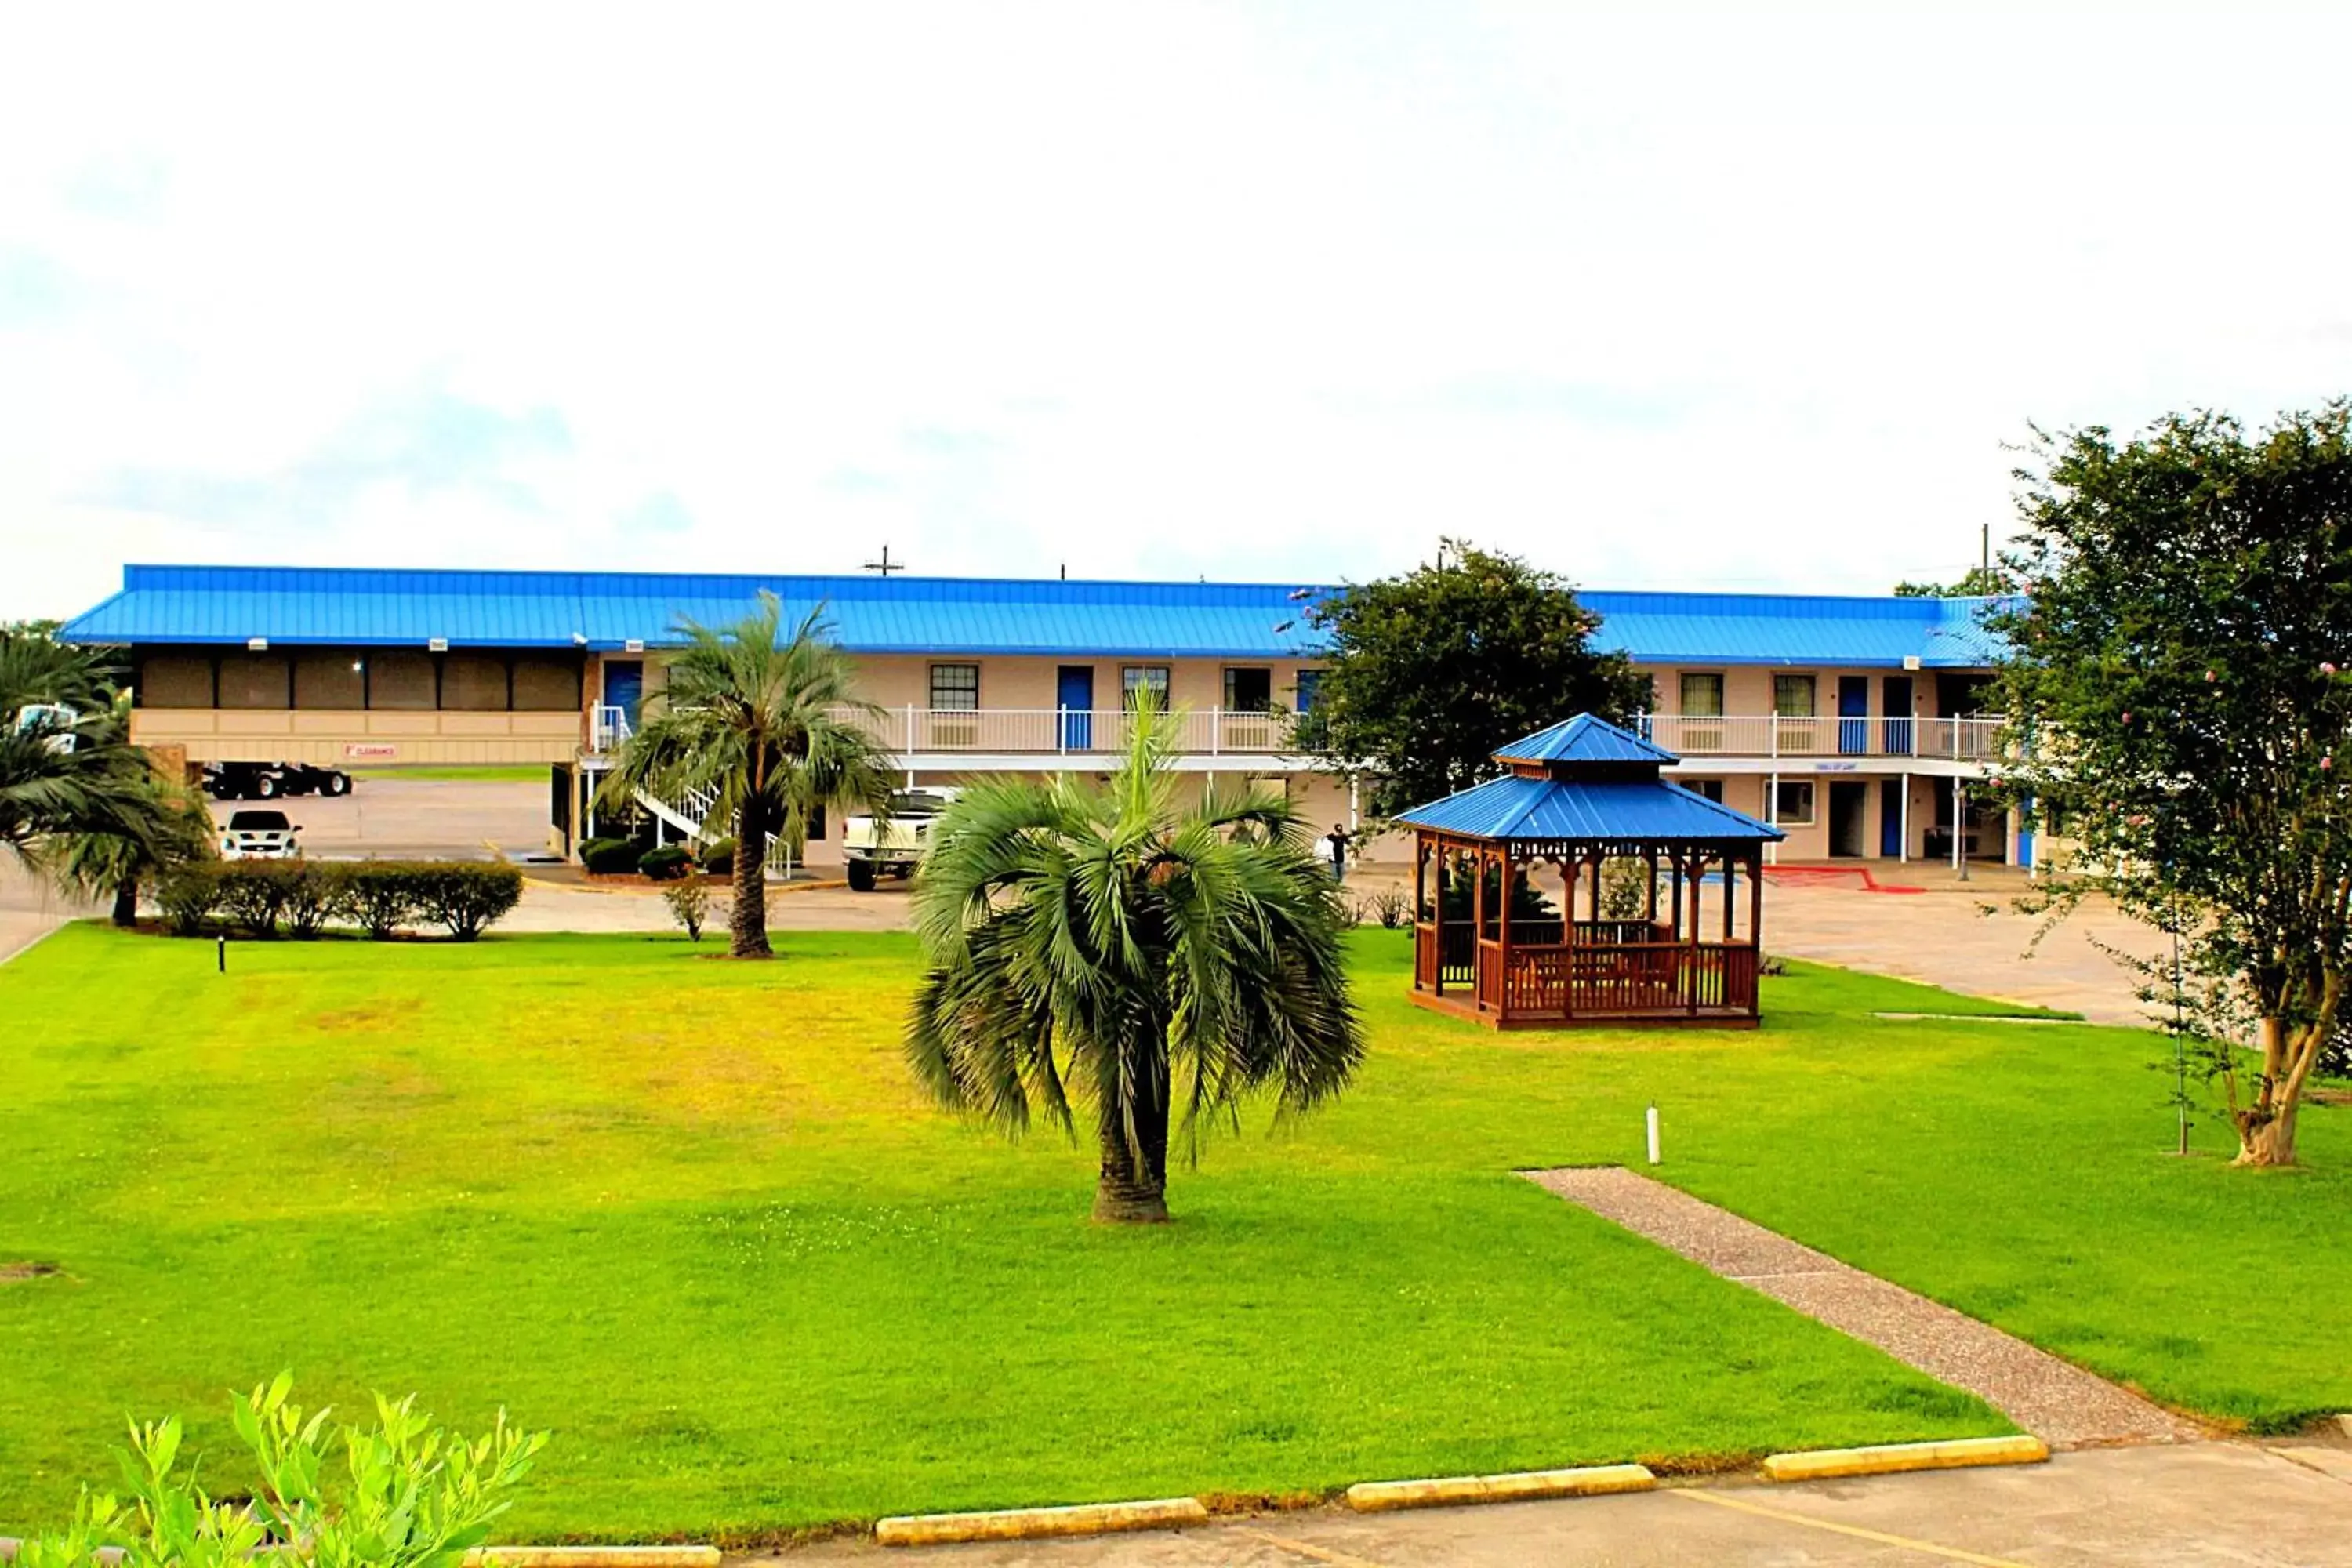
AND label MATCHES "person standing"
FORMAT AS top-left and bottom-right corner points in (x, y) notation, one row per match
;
(1324, 822), (1352, 882)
